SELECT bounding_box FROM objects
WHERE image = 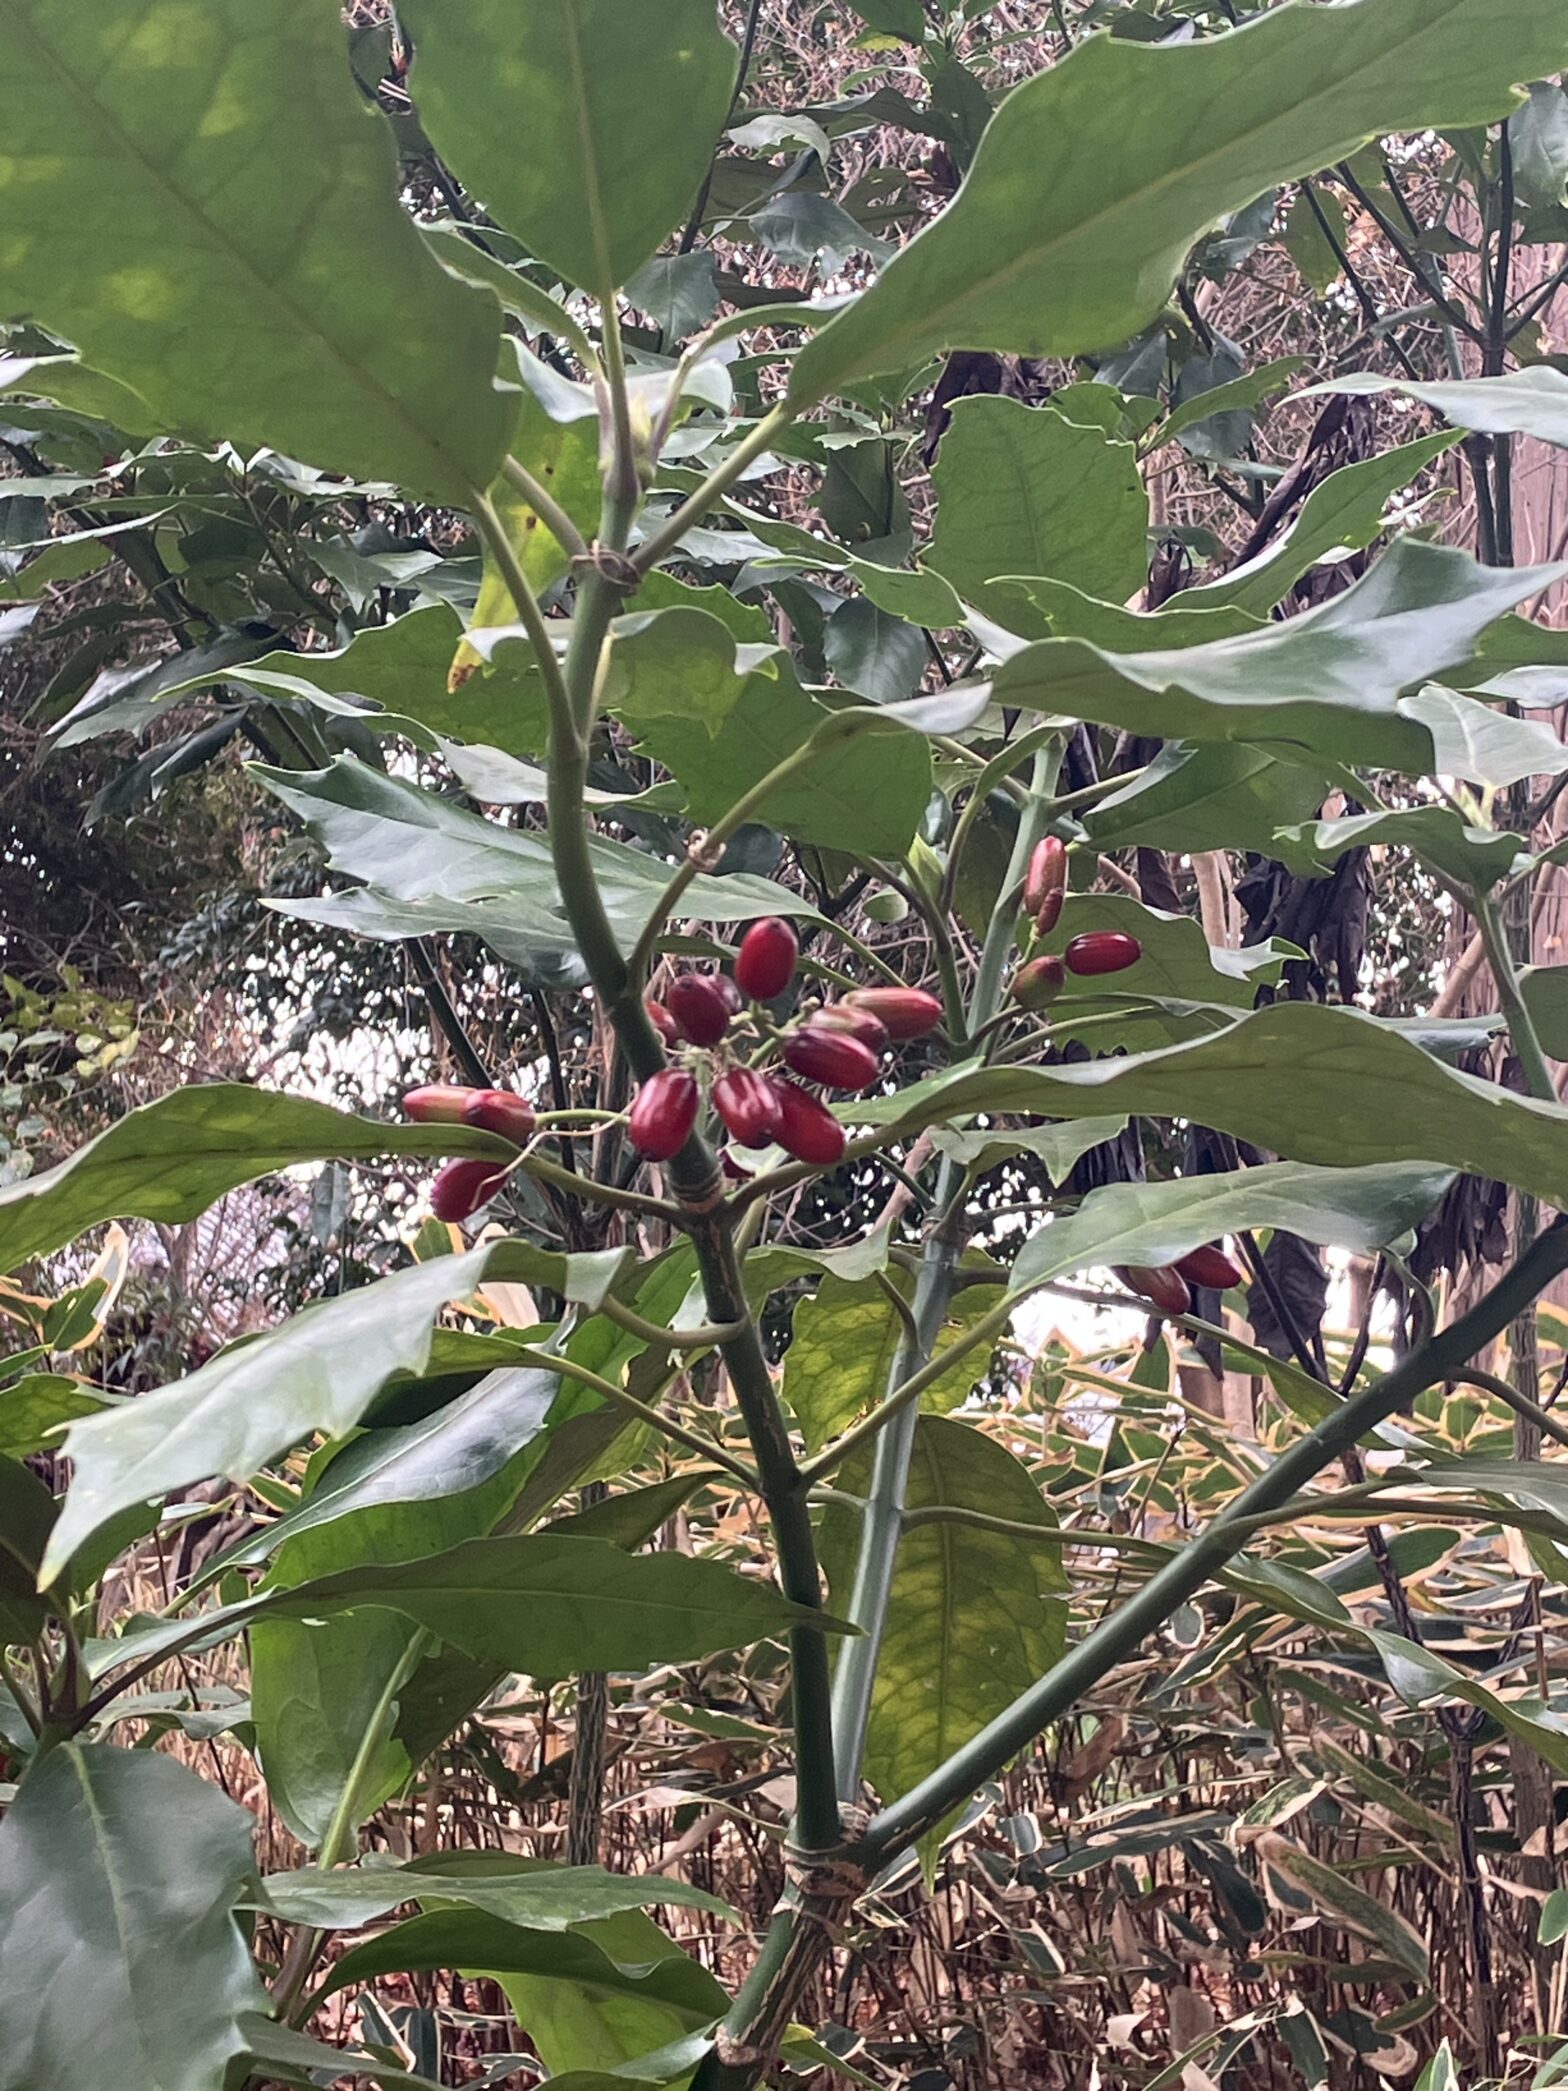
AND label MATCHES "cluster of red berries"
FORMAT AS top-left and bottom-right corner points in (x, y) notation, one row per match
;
(1009, 837), (1142, 1011)
(402, 1084), (537, 1221)
(1115, 1242), (1246, 1317)
(632, 916), (942, 1169)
